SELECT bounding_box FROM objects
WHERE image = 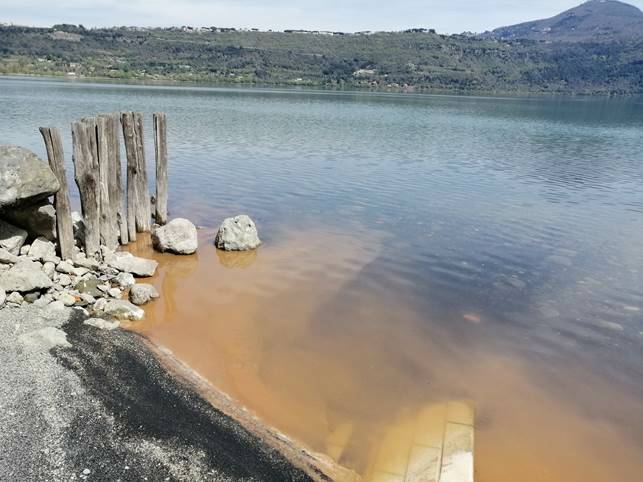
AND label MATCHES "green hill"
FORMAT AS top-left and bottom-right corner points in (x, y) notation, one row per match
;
(1, 4), (642, 95)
